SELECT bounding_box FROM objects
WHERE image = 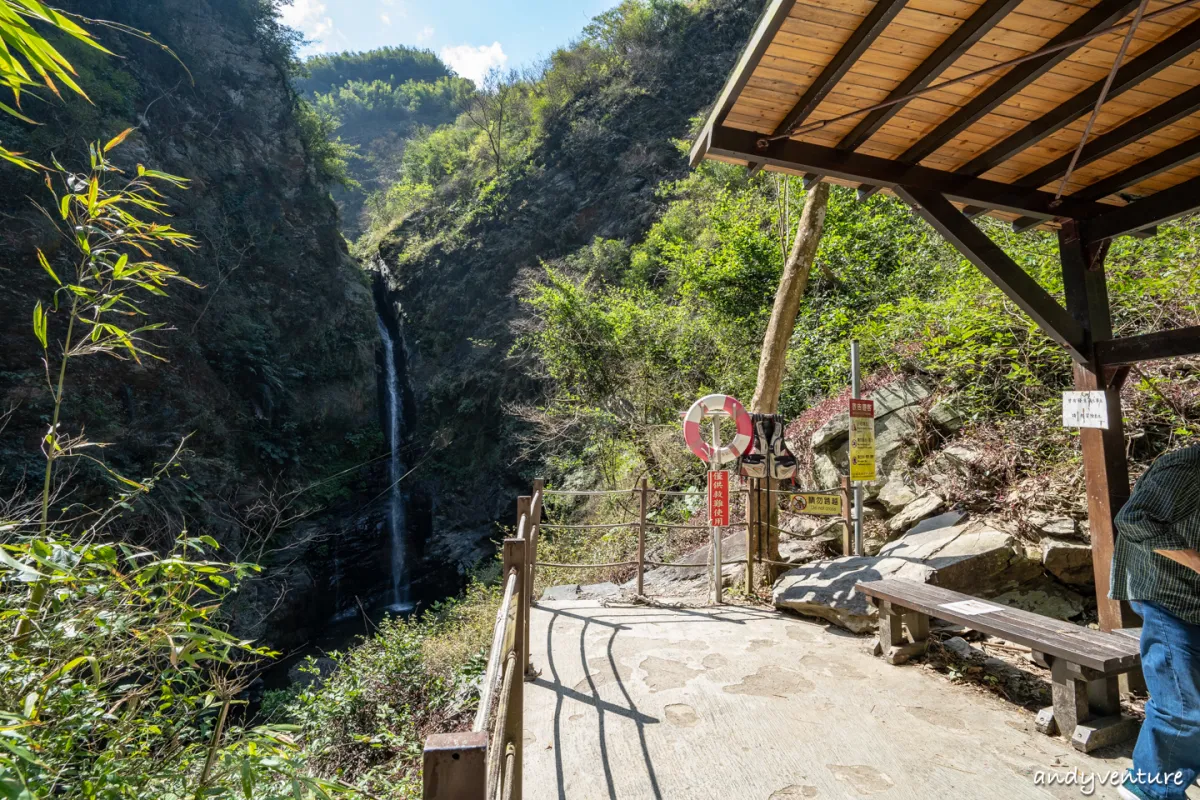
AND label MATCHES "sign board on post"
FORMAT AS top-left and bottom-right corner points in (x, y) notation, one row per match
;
(1063, 391), (1110, 429)
(708, 470), (729, 527)
(794, 493), (843, 516)
(848, 398), (877, 482)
